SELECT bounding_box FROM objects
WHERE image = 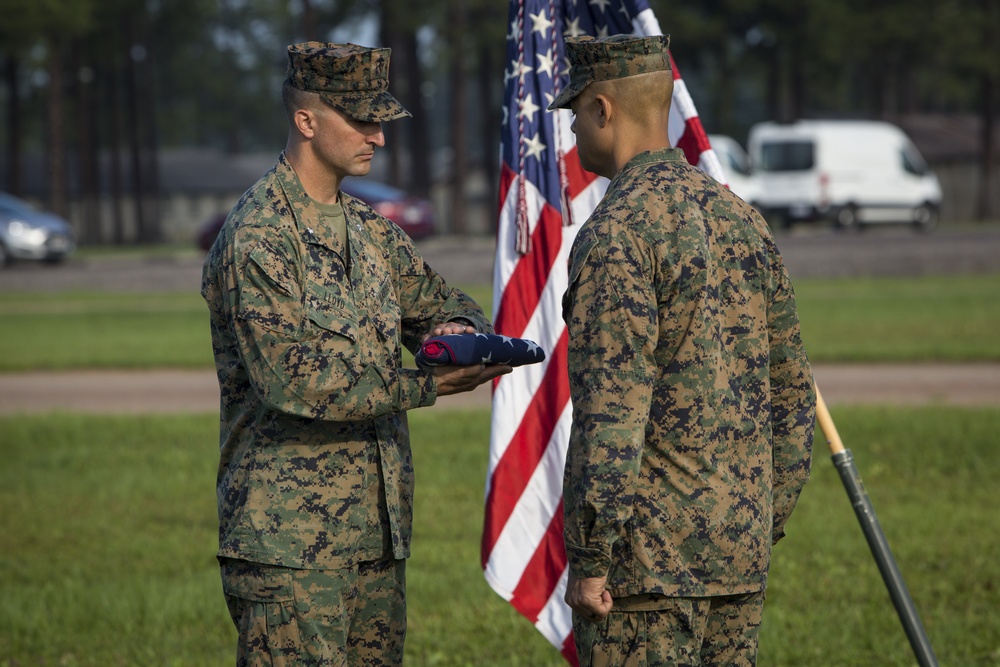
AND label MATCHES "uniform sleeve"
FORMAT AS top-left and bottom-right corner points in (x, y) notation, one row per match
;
(562, 234), (657, 579)
(389, 230), (494, 351)
(766, 245), (817, 543)
(234, 237), (438, 421)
